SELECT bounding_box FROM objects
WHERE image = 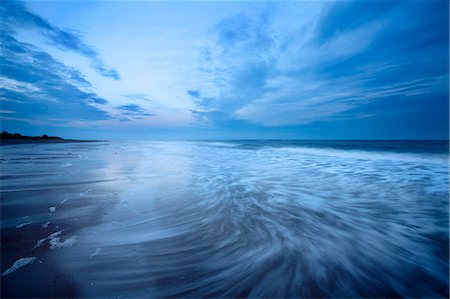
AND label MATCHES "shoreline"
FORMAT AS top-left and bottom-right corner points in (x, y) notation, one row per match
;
(0, 139), (103, 146)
